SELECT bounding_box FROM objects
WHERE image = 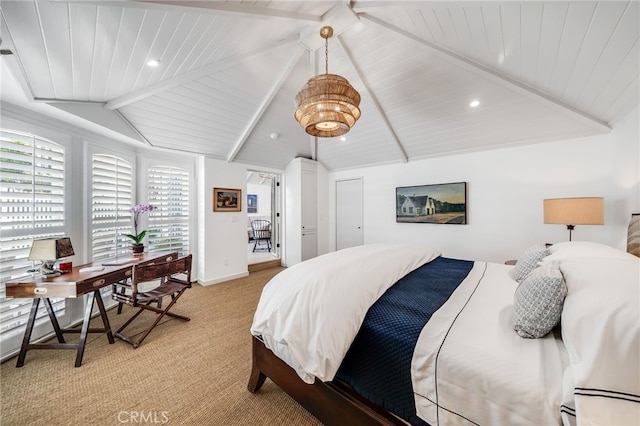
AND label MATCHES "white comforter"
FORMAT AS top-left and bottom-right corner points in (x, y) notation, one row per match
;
(250, 243), (441, 383)
(412, 261), (567, 425)
(252, 242), (637, 425)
